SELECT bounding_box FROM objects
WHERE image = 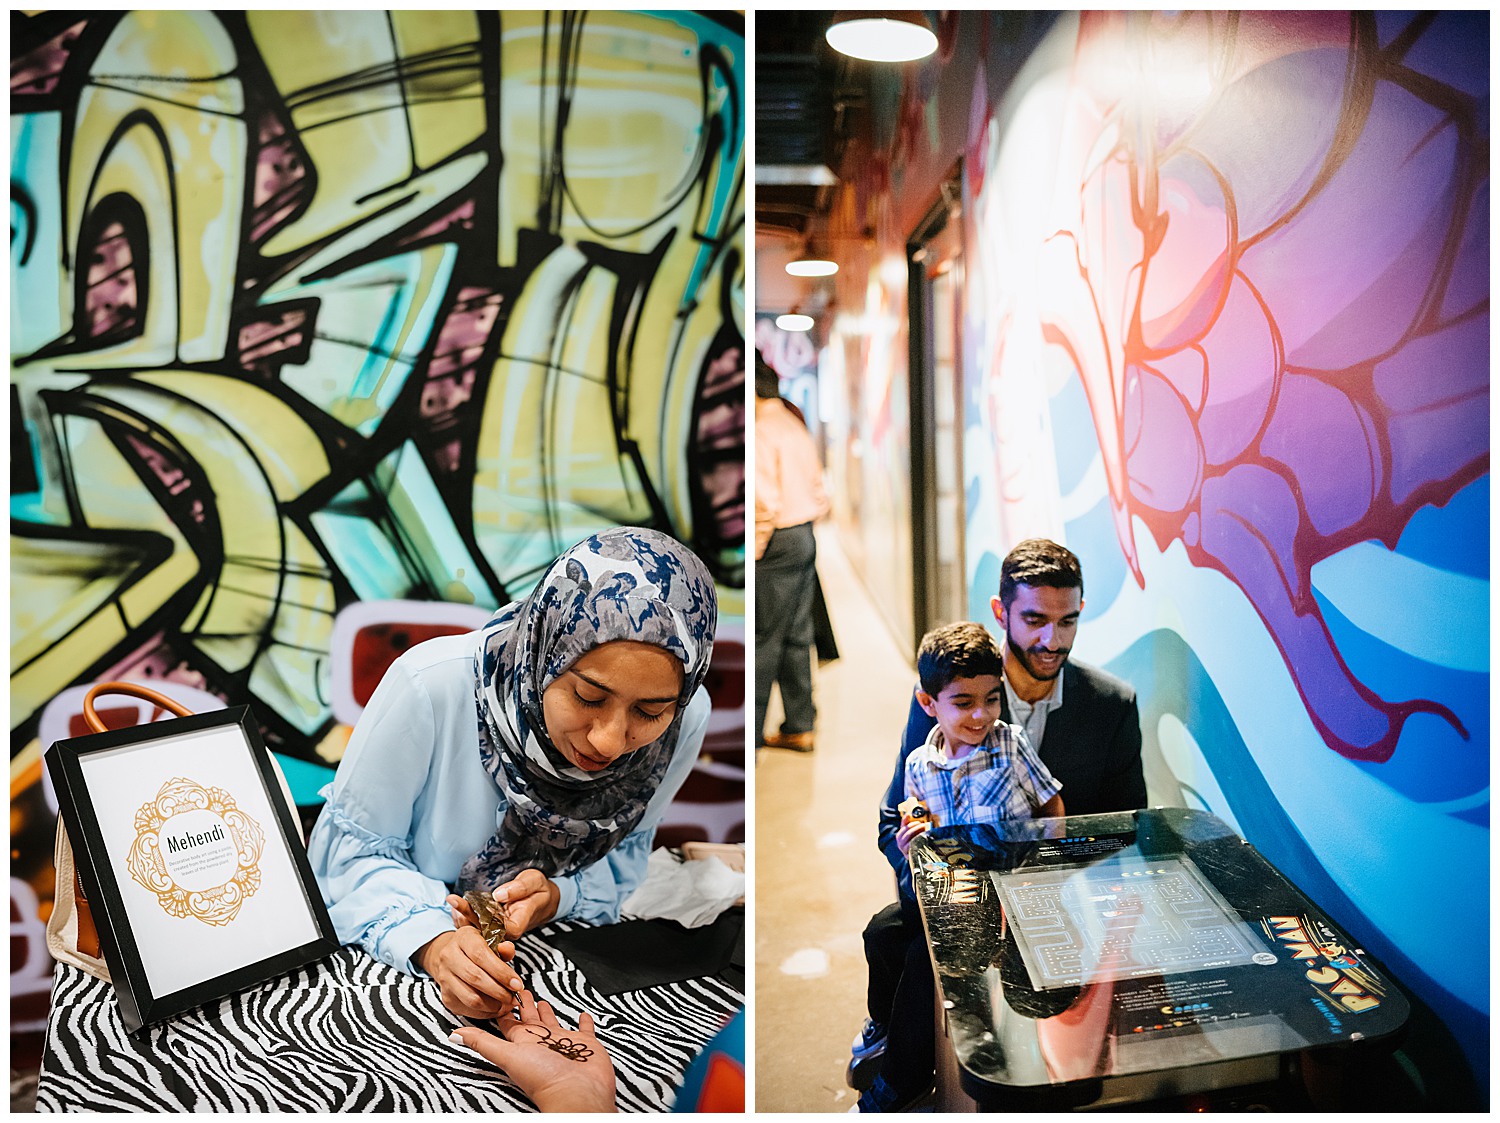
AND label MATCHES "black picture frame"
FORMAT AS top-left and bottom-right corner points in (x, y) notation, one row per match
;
(45, 706), (339, 1034)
